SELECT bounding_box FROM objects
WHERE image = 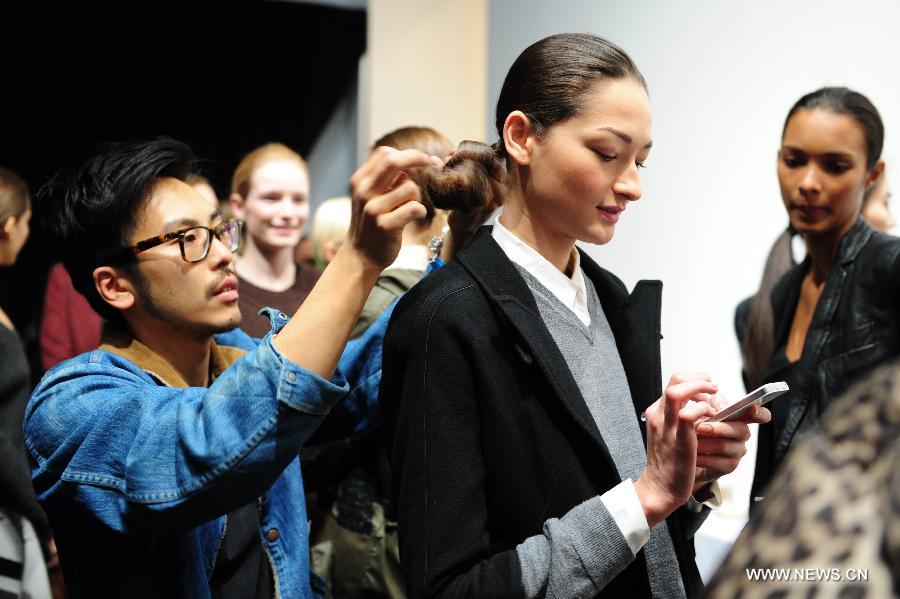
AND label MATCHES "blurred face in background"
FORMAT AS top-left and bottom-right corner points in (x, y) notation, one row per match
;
(861, 174), (894, 233)
(190, 180), (219, 209)
(0, 203), (31, 266)
(232, 160), (310, 252)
